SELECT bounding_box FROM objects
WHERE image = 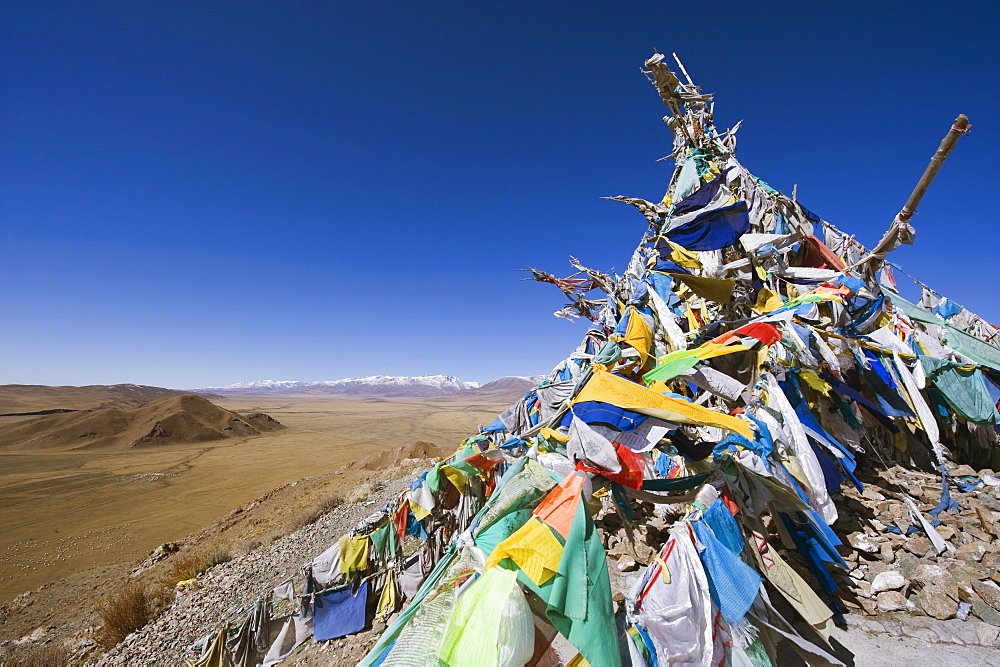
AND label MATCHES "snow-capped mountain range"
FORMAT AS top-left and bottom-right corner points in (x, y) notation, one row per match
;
(201, 375), (480, 397)
(198, 375), (546, 398)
